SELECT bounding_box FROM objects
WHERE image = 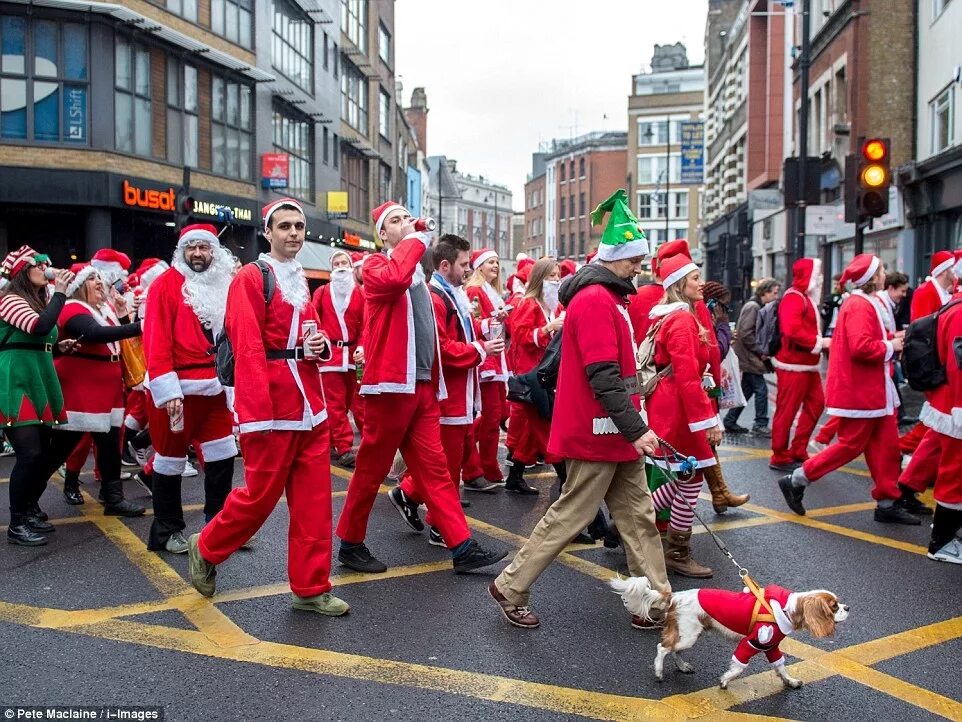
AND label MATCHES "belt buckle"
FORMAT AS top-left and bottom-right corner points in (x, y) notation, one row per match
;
(111, 353), (120, 362)
(44, 343), (53, 353)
